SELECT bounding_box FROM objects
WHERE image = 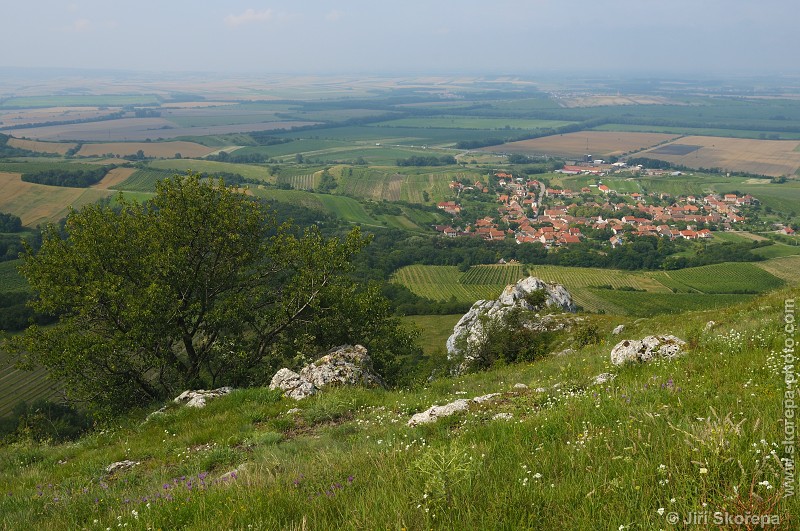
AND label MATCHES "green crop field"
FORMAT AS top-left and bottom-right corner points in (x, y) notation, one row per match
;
(0, 348), (62, 417)
(372, 117), (576, 130)
(276, 173), (318, 190)
(460, 264), (525, 285)
(0, 95), (161, 108)
(659, 263), (785, 294)
(0, 260), (27, 292)
(751, 242), (800, 258)
(587, 290), (755, 317)
(165, 113), (283, 128)
(730, 182), (800, 214)
(147, 159), (272, 182)
(113, 169), (173, 192)
(392, 265), (507, 303)
(755, 255), (800, 284)
(233, 139), (352, 158)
